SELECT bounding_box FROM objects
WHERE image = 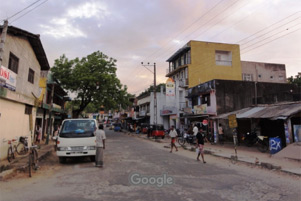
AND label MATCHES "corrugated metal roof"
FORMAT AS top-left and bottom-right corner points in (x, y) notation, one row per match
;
(212, 102), (301, 120)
